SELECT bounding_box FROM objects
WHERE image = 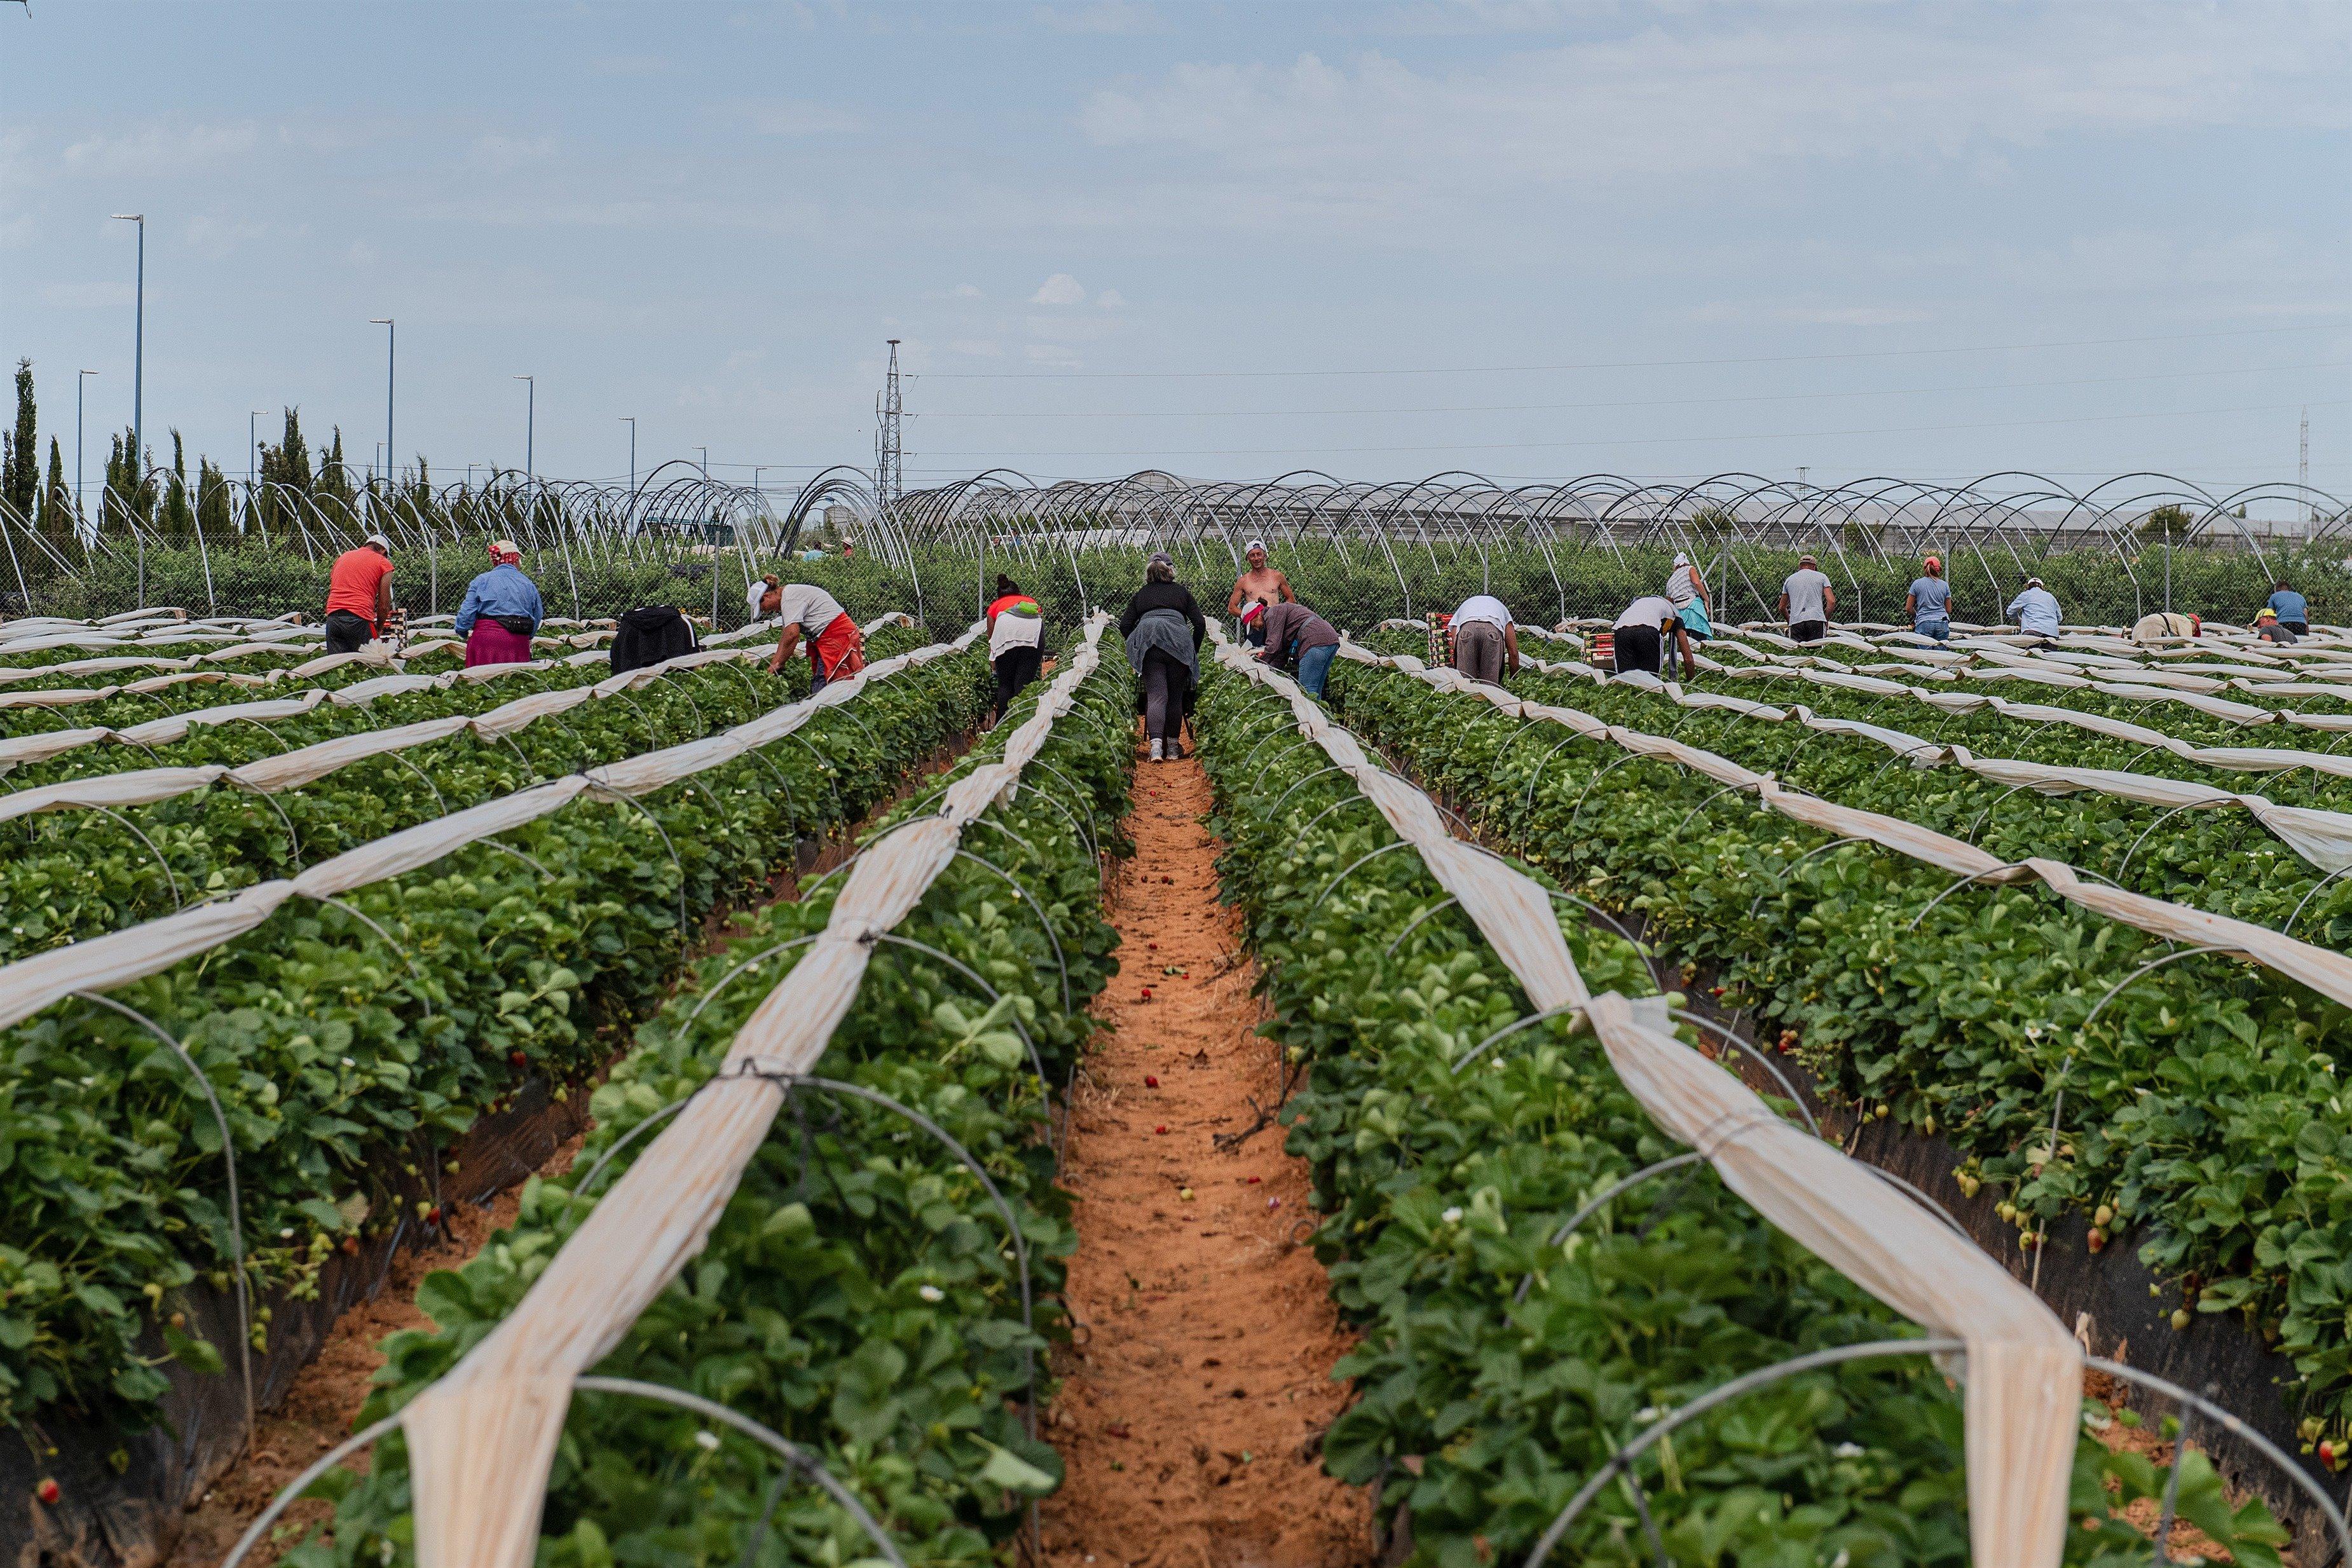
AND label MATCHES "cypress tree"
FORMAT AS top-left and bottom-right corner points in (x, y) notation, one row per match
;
(104, 427), (157, 534)
(160, 430), (194, 538)
(196, 456), (233, 538)
(39, 435), (76, 552)
(3, 358), (36, 521)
